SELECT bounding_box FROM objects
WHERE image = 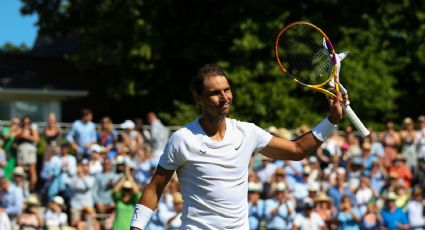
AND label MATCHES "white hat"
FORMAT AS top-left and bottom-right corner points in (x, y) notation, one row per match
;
(308, 182), (320, 192)
(122, 180), (133, 189)
(88, 144), (103, 154)
(25, 195), (40, 206)
(115, 155), (126, 165)
(120, 120), (135, 129)
(13, 166), (25, 176)
(275, 182), (286, 192)
(52, 196), (65, 207)
(248, 182), (263, 193)
(387, 192), (398, 200)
